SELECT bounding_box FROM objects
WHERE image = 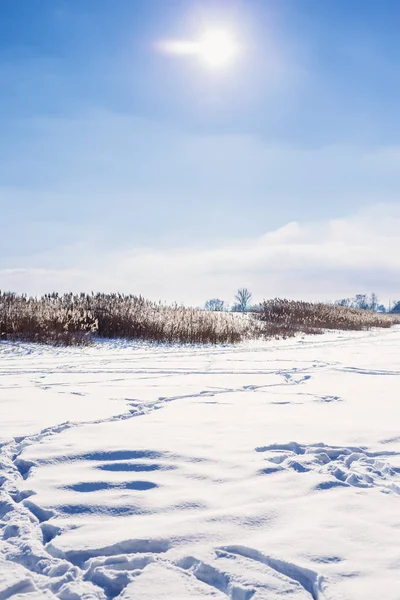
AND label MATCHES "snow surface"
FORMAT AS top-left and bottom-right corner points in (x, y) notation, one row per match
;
(1, 329), (400, 599)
